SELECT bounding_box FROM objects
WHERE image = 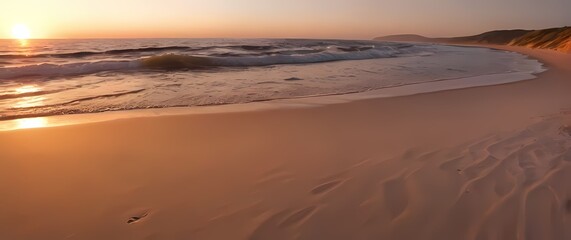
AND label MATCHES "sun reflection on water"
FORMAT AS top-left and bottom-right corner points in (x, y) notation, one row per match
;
(18, 39), (29, 47)
(15, 117), (48, 129)
(15, 85), (41, 94)
(12, 96), (46, 108)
